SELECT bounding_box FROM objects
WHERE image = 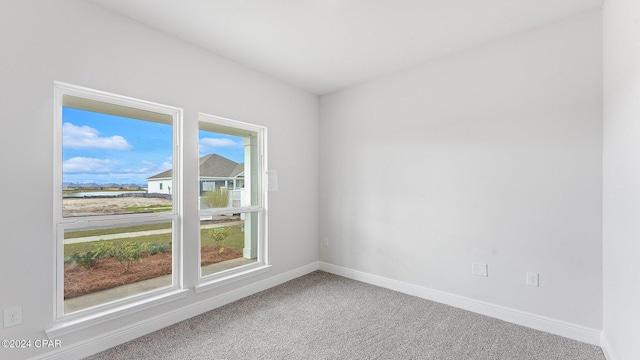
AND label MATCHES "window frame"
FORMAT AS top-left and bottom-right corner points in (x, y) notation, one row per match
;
(51, 82), (186, 330)
(196, 113), (270, 292)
